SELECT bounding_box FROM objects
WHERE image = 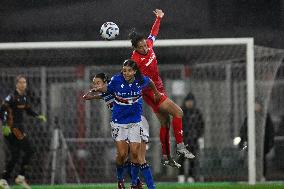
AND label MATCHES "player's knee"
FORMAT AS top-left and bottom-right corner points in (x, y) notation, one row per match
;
(116, 151), (128, 163)
(130, 151), (139, 162)
(159, 116), (170, 126)
(138, 156), (146, 164)
(176, 108), (183, 117)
